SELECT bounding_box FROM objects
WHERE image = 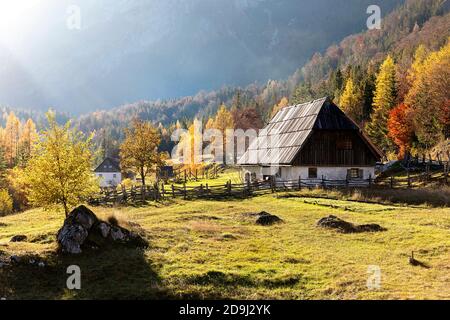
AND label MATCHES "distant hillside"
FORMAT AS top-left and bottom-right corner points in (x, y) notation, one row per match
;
(75, 0), (449, 135)
(0, 0), (403, 113)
